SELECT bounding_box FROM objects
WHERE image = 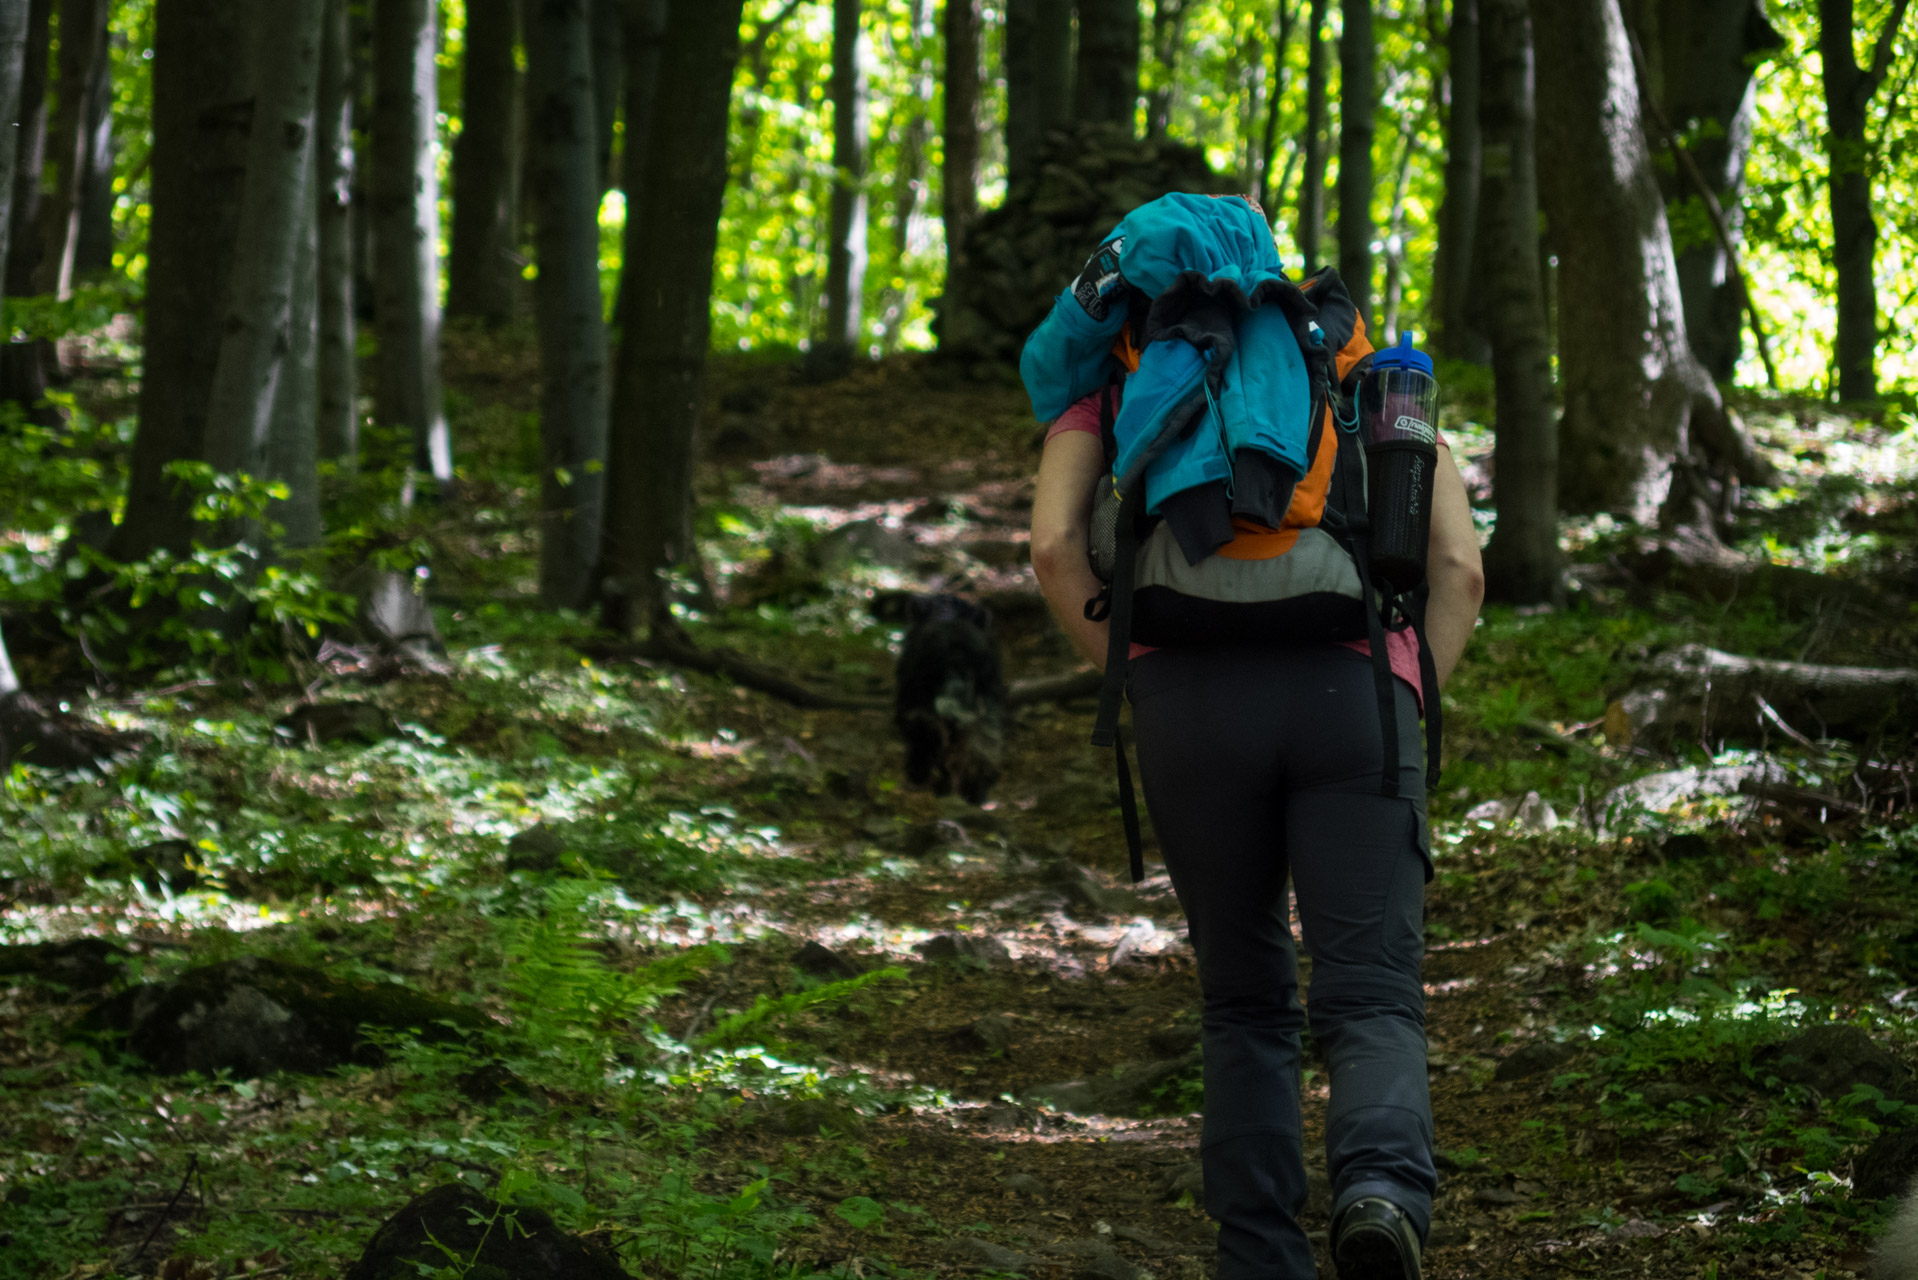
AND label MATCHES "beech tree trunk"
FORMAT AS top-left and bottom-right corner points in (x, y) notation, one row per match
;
(526, 0), (608, 608)
(597, 0), (747, 634)
(881, 0), (933, 350)
(1532, 0), (1749, 523)
(1477, 0), (1558, 604)
(1146, 0), (1189, 140)
(1432, 0), (1487, 363)
(31, 0), (107, 299)
(372, 0), (451, 492)
(270, 151), (323, 548)
(1296, 0), (1329, 271)
(317, 0), (358, 462)
(1075, 0), (1140, 131)
(822, 0), (868, 353)
(447, 0), (520, 324)
(1635, 0), (1782, 382)
(1253, 0), (1299, 219)
(1818, 0), (1902, 402)
(590, 0), (622, 192)
(0, 0), (30, 714)
(941, 0), (980, 274)
(113, 0), (256, 563)
(71, 10), (111, 278)
(616, 0), (665, 315)
(1005, 0), (1072, 191)
(2, 0), (46, 298)
(1336, 0), (1373, 325)
(201, 0), (322, 492)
